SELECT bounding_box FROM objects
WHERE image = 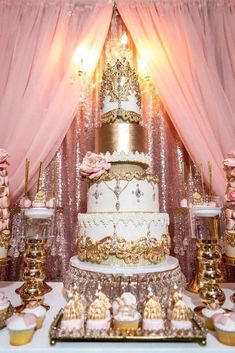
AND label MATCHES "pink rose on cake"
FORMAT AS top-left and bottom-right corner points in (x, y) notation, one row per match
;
(225, 187), (235, 202)
(79, 152), (111, 180)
